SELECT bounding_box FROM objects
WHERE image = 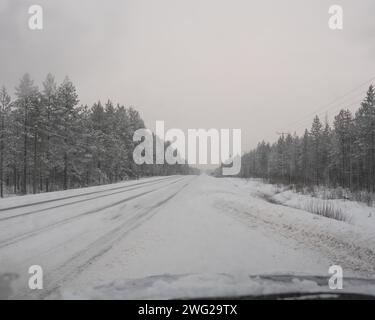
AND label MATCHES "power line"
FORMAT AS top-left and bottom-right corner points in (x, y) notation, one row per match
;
(290, 96), (365, 133)
(280, 75), (375, 132)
